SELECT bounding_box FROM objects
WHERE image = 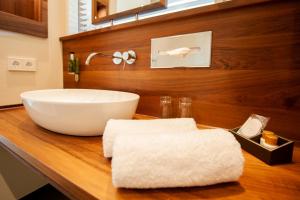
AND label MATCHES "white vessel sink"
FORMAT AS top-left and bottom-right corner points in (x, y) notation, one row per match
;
(21, 89), (139, 136)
